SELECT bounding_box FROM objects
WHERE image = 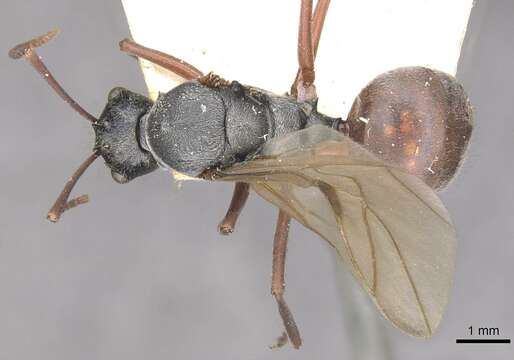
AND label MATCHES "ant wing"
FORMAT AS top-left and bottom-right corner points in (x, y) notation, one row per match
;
(212, 125), (456, 338)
